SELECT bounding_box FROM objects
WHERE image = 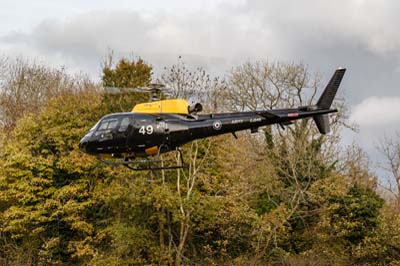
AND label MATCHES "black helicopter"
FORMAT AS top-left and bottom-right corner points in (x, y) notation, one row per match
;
(79, 68), (346, 170)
